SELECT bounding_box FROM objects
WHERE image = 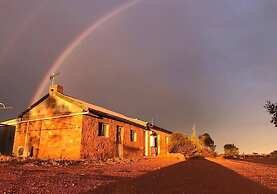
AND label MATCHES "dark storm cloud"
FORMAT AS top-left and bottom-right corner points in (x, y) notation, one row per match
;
(0, 0), (128, 118)
(1, 0), (277, 153)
